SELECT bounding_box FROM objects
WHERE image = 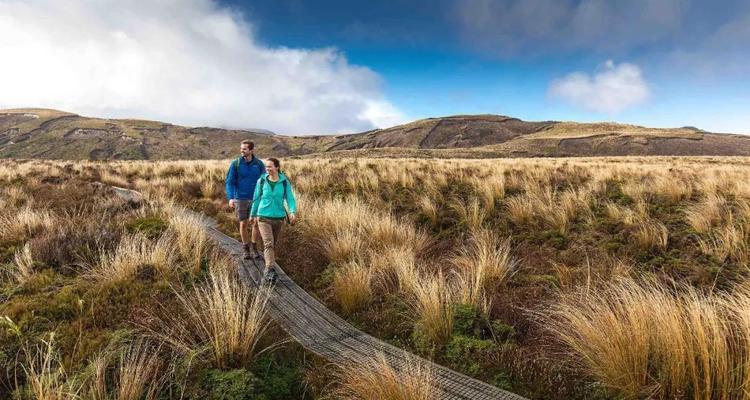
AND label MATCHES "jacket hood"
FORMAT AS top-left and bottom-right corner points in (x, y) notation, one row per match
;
(260, 172), (288, 182)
